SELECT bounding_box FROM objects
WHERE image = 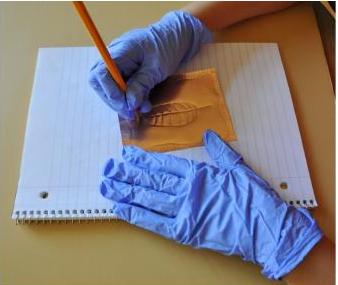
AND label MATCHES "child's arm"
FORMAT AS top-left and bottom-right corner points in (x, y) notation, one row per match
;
(183, 1), (296, 31)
